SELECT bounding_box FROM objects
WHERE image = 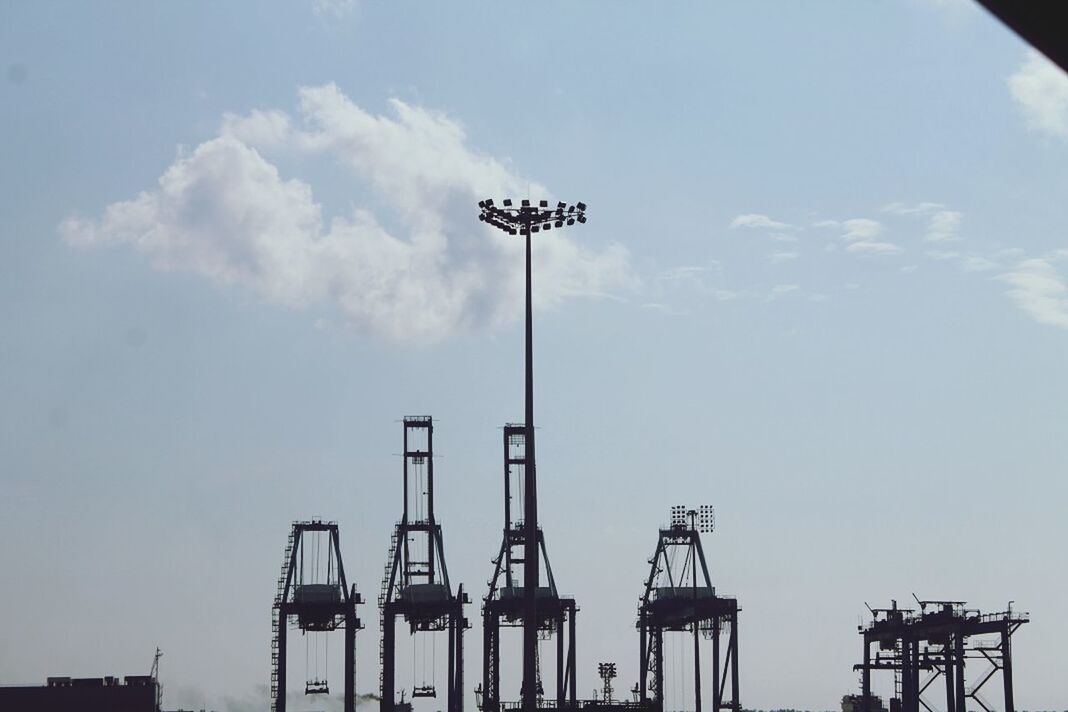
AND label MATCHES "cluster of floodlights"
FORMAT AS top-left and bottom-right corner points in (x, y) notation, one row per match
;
(477, 198), (587, 235)
(597, 662), (617, 681)
(670, 504), (715, 533)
